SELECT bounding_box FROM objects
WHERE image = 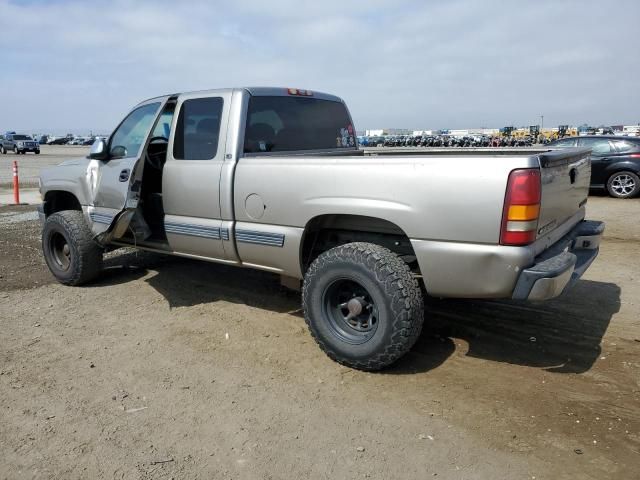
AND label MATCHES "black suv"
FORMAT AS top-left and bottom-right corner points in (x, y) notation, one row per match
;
(548, 135), (640, 198)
